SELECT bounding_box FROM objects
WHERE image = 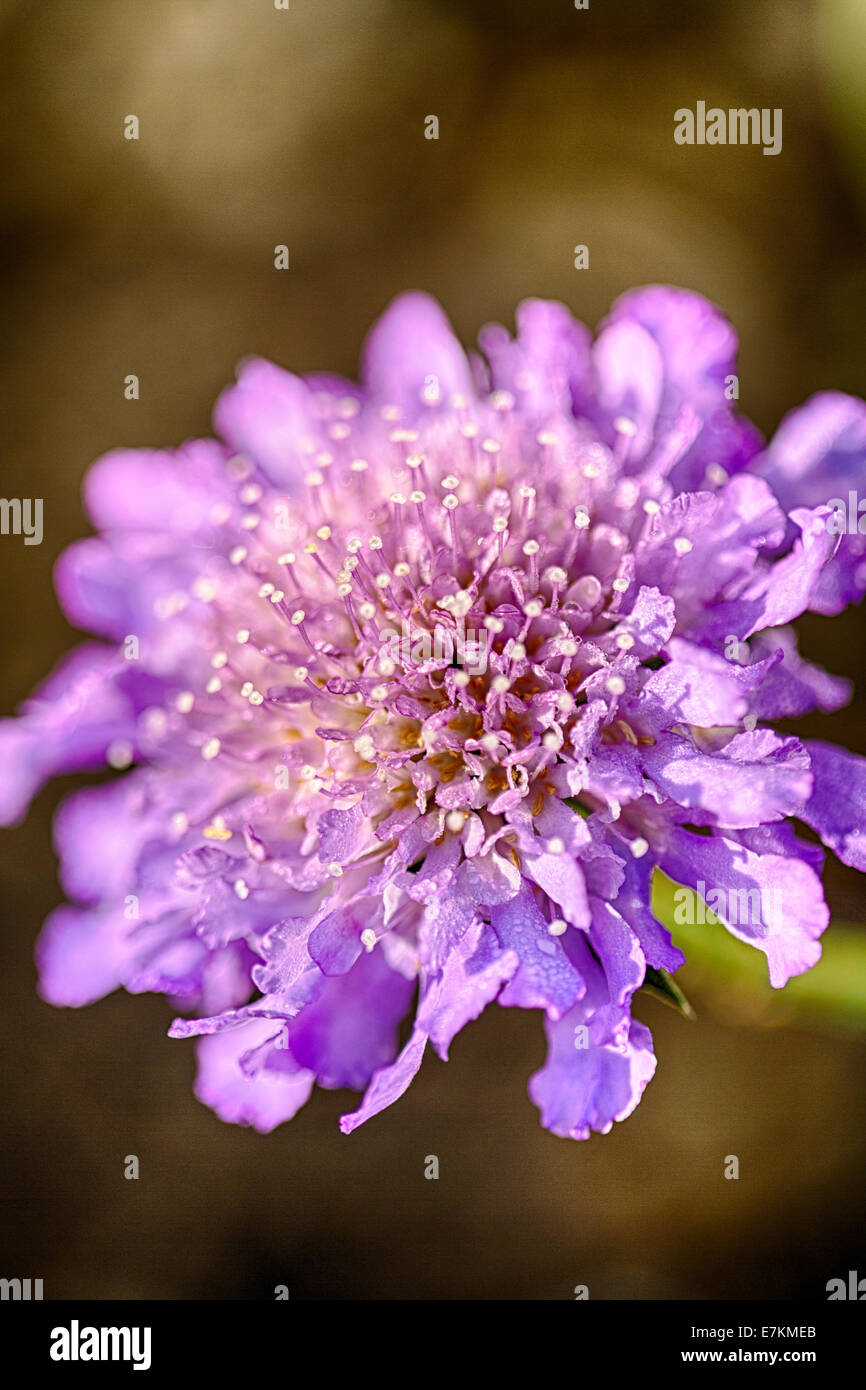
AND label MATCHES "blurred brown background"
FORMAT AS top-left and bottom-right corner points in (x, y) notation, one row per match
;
(1, 0), (865, 1299)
